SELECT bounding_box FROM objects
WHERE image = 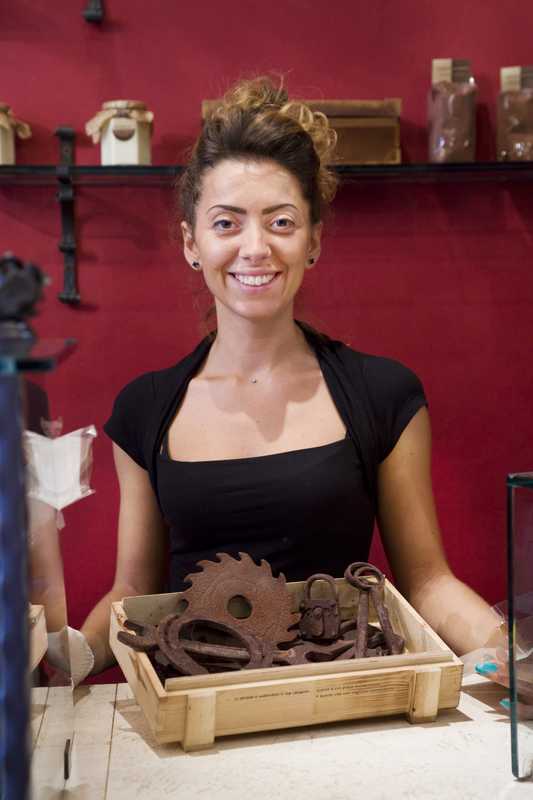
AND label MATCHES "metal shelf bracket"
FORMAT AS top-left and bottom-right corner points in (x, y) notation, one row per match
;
(83, 0), (105, 23)
(54, 128), (80, 305)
